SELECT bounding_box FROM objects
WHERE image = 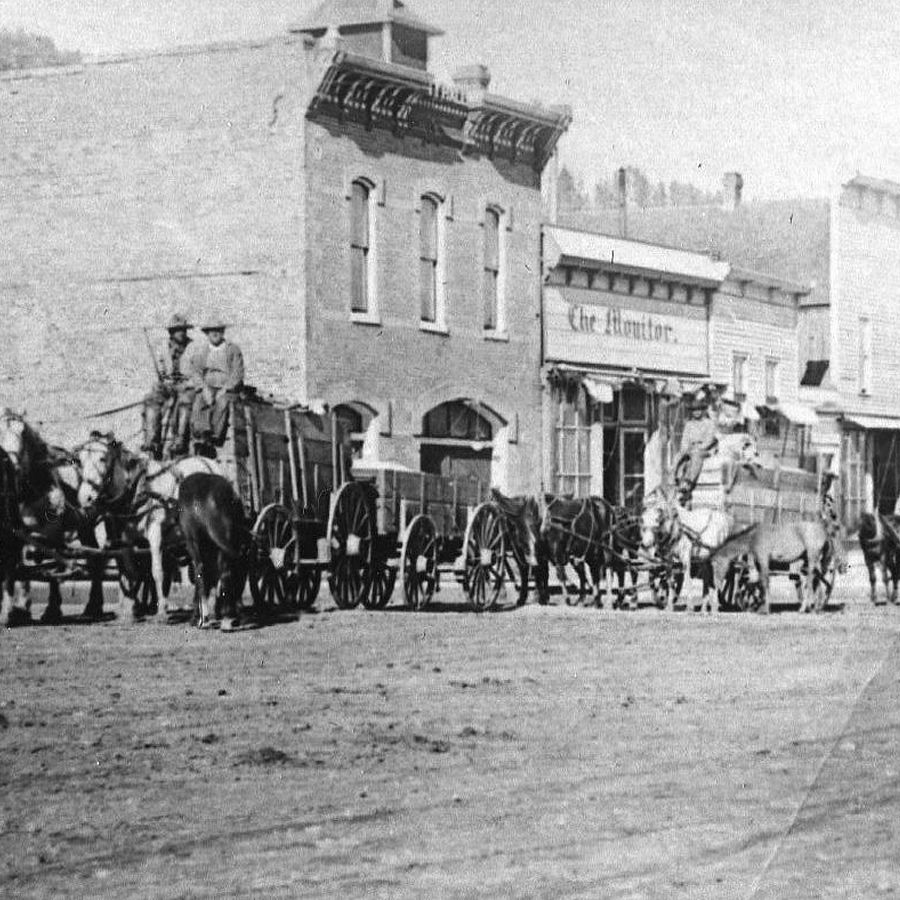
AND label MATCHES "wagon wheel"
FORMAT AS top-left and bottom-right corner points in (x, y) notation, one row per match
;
(295, 567), (322, 611)
(327, 482), (375, 610)
(731, 561), (759, 612)
(364, 561), (396, 610)
(118, 567), (157, 617)
(250, 504), (299, 611)
(463, 503), (506, 612)
(401, 515), (438, 611)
